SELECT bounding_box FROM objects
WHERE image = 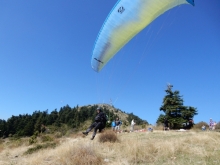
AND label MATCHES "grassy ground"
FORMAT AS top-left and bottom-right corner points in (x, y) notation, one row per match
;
(0, 130), (219, 165)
